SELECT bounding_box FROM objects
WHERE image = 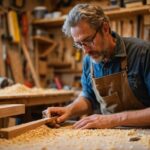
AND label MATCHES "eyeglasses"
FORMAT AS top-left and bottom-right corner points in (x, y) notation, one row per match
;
(73, 28), (99, 50)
